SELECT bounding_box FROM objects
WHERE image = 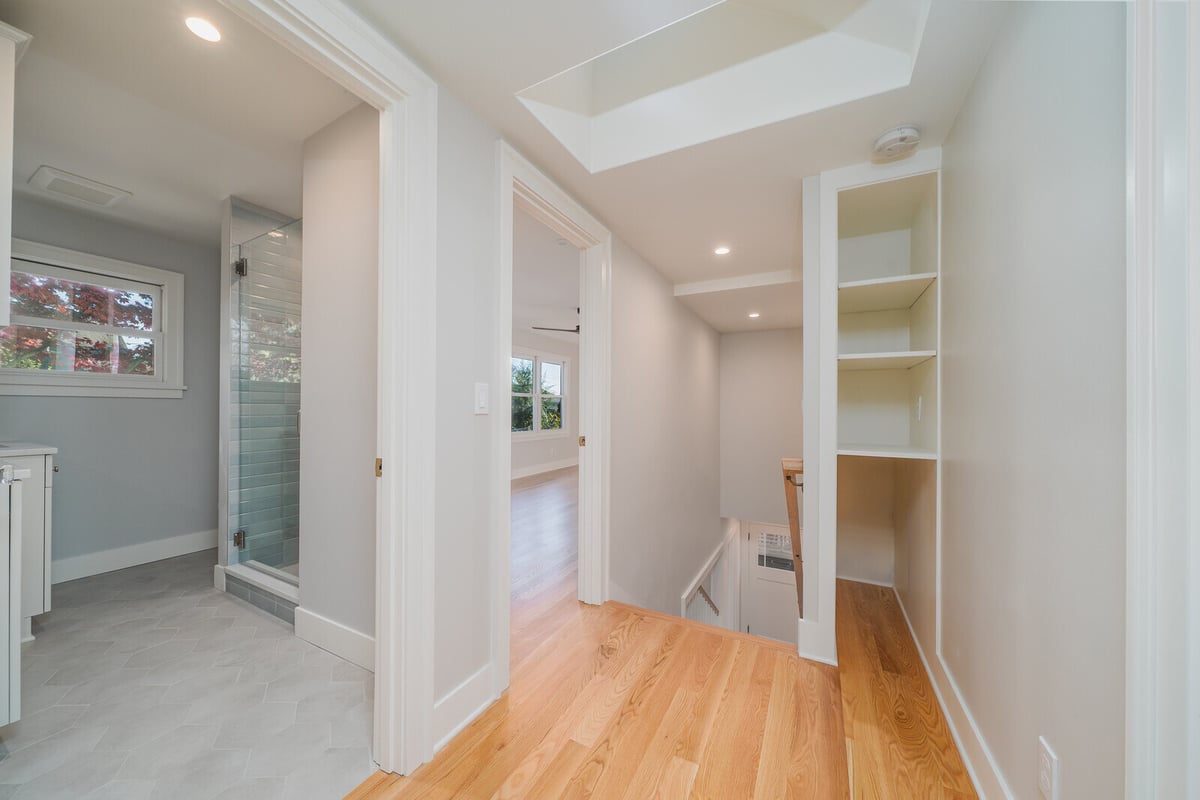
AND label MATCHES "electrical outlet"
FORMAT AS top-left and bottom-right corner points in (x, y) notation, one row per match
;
(1038, 736), (1060, 800)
